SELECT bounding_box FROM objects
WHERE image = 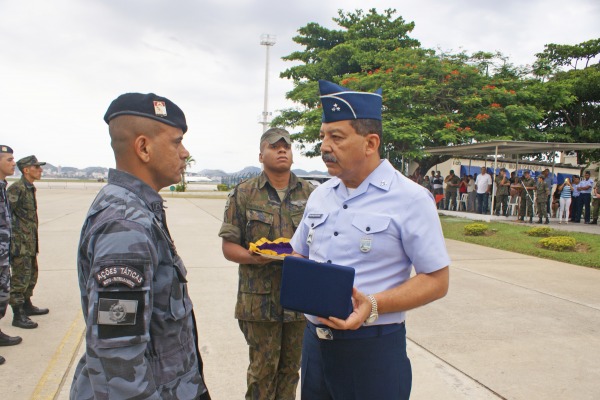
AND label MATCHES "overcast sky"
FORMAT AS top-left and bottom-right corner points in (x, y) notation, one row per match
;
(1, 0), (598, 173)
